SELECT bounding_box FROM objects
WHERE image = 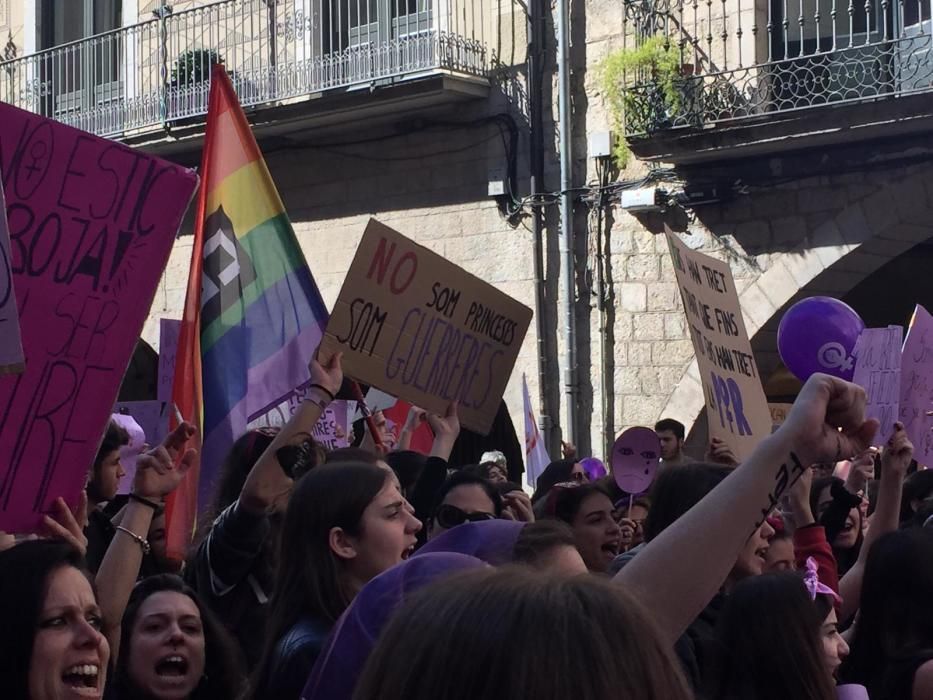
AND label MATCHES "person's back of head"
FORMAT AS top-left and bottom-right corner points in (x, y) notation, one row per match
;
(809, 475), (842, 522)
(327, 447), (381, 465)
(713, 572), (836, 700)
(385, 450), (427, 492)
(207, 427), (279, 517)
(353, 568), (692, 700)
(643, 463), (731, 542)
(512, 520), (586, 573)
(843, 528), (933, 690)
(901, 469), (933, 524)
(530, 459), (577, 504)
